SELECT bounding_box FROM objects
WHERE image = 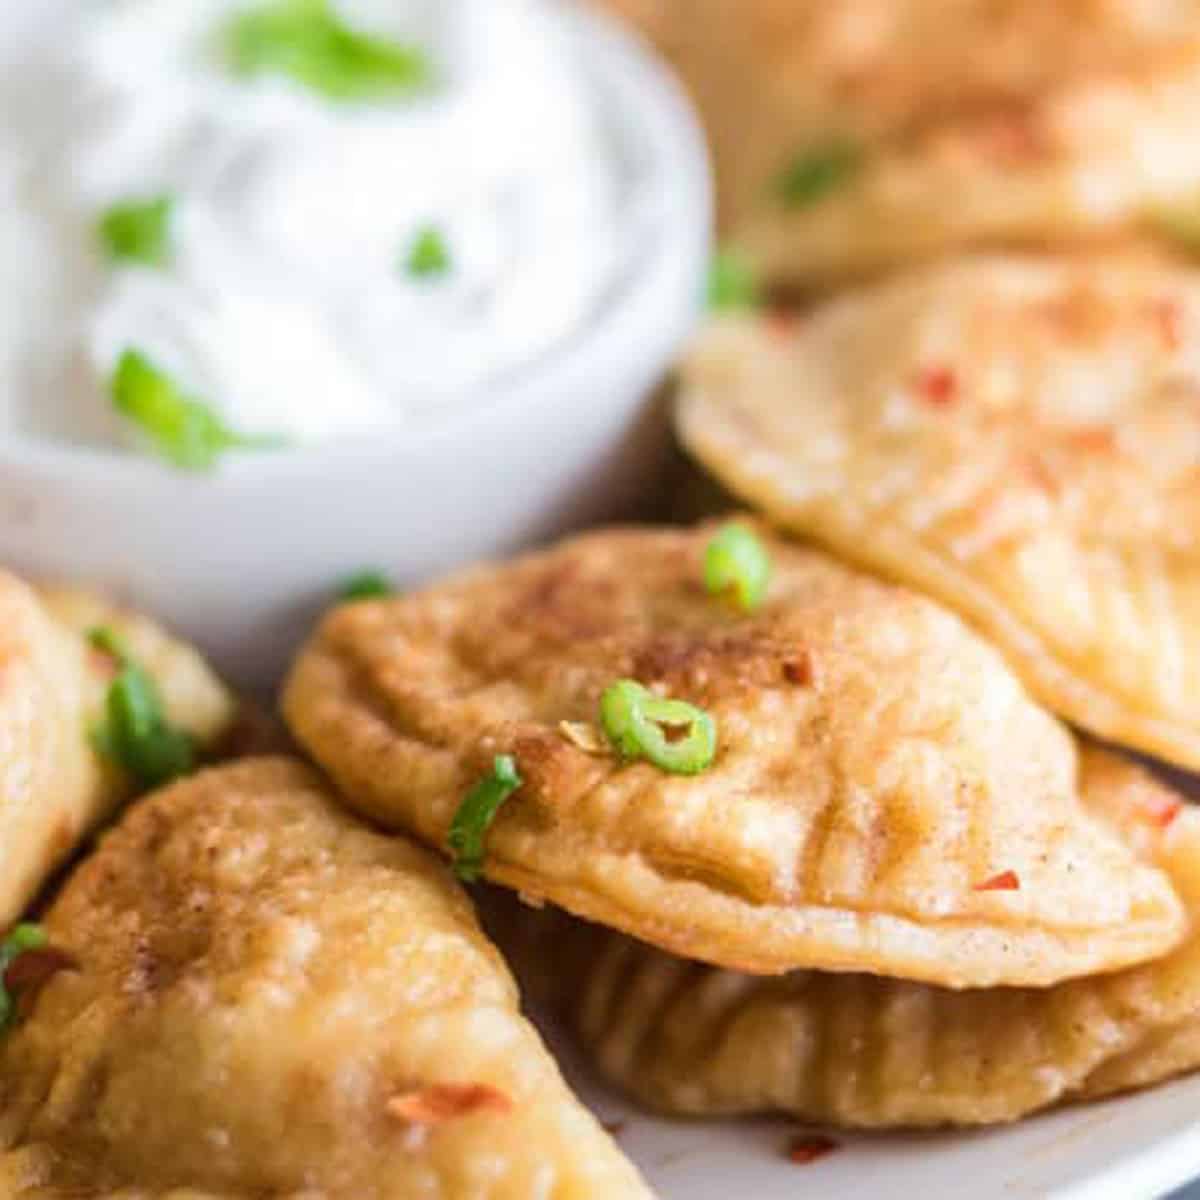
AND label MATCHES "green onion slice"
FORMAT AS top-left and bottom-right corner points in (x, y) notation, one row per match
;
(704, 523), (771, 612)
(0, 924), (48, 1034)
(707, 249), (760, 312)
(448, 755), (523, 882)
(98, 194), (175, 267)
(226, 0), (433, 102)
(599, 680), (717, 775)
(405, 226), (451, 279)
(88, 627), (197, 789)
(111, 349), (285, 472)
(776, 139), (862, 209)
(338, 570), (395, 602)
